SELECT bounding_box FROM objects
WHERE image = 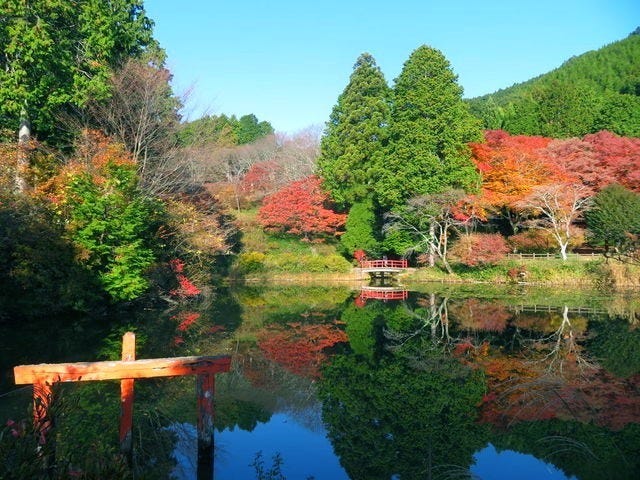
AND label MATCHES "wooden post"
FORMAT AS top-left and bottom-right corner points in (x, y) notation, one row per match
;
(120, 332), (135, 458)
(33, 381), (52, 441)
(14, 335), (231, 479)
(33, 381), (55, 473)
(196, 373), (215, 480)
